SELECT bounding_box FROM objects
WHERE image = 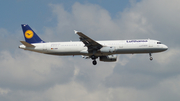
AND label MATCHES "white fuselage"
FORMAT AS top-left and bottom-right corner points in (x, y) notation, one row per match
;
(19, 39), (168, 56)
